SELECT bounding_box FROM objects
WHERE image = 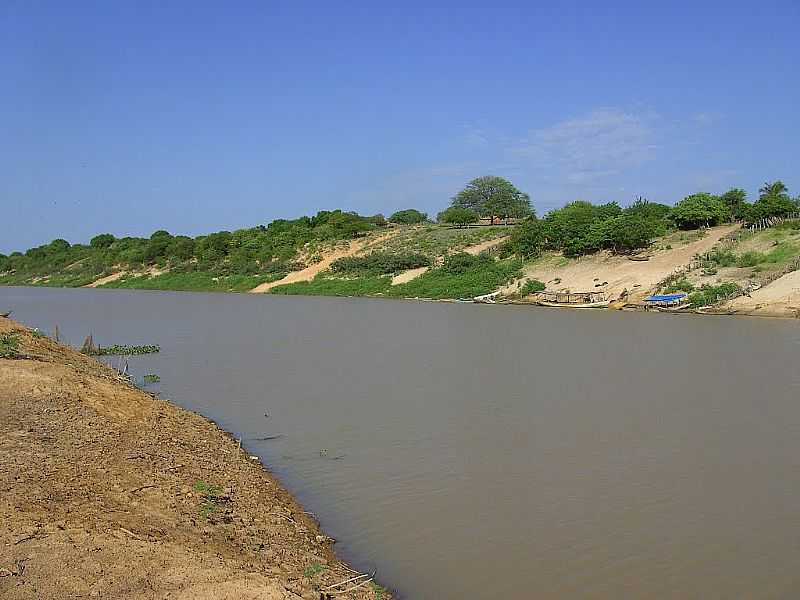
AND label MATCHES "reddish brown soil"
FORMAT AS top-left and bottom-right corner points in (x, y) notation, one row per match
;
(0, 317), (390, 600)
